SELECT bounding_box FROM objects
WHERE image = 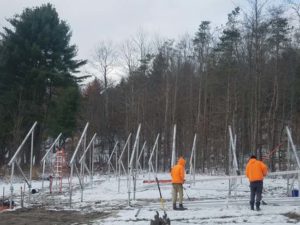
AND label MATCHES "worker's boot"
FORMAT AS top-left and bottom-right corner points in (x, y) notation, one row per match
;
(173, 203), (177, 210)
(256, 202), (261, 211)
(178, 203), (187, 210)
(250, 202), (254, 210)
